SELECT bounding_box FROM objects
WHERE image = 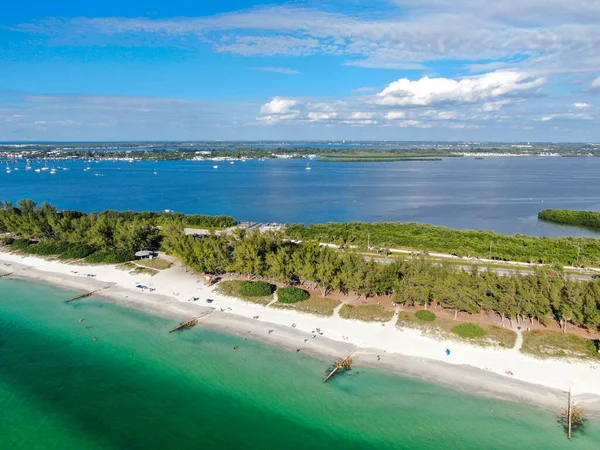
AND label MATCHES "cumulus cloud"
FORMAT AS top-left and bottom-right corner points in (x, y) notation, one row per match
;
(260, 97), (297, 115)
(376, 71), (545, 107)
(572, 102), (590, 109)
